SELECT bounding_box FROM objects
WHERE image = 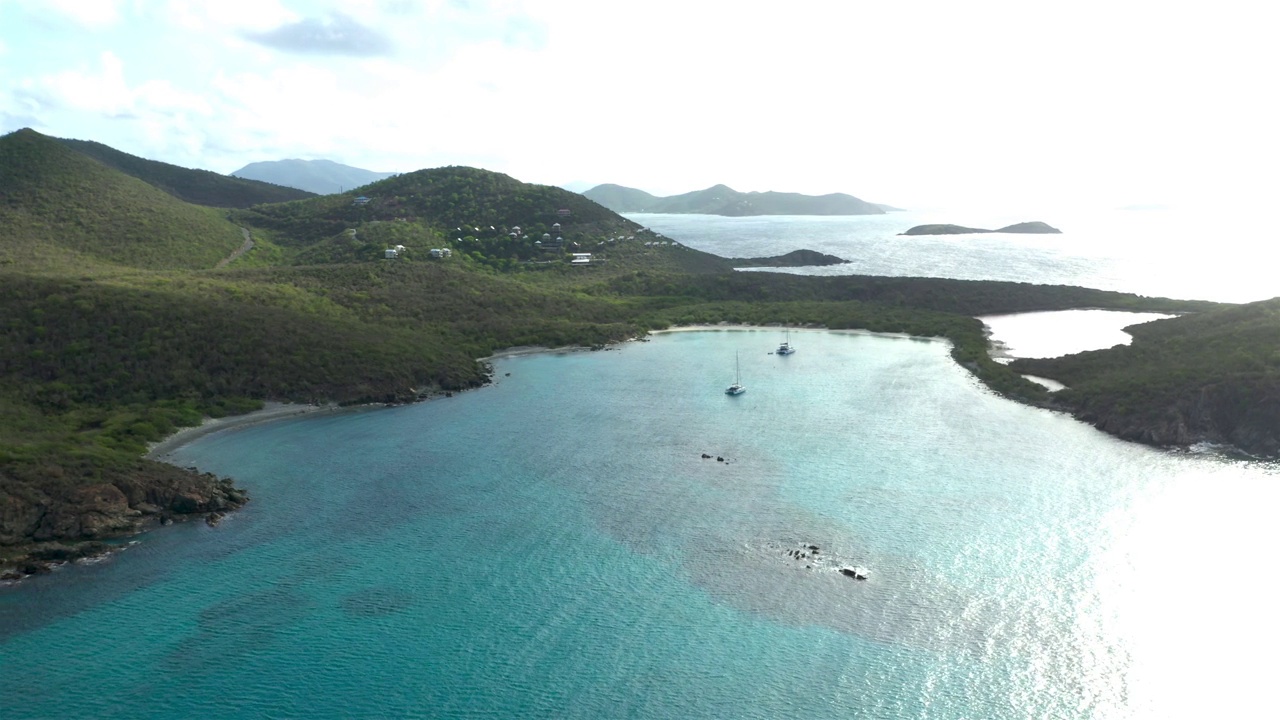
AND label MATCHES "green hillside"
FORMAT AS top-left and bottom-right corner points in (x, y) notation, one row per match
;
(59, 137), (315, 208)
(233, 165), (731, 274)
(0, 129), (246, 271)
(1011, 299), (1280, 454)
